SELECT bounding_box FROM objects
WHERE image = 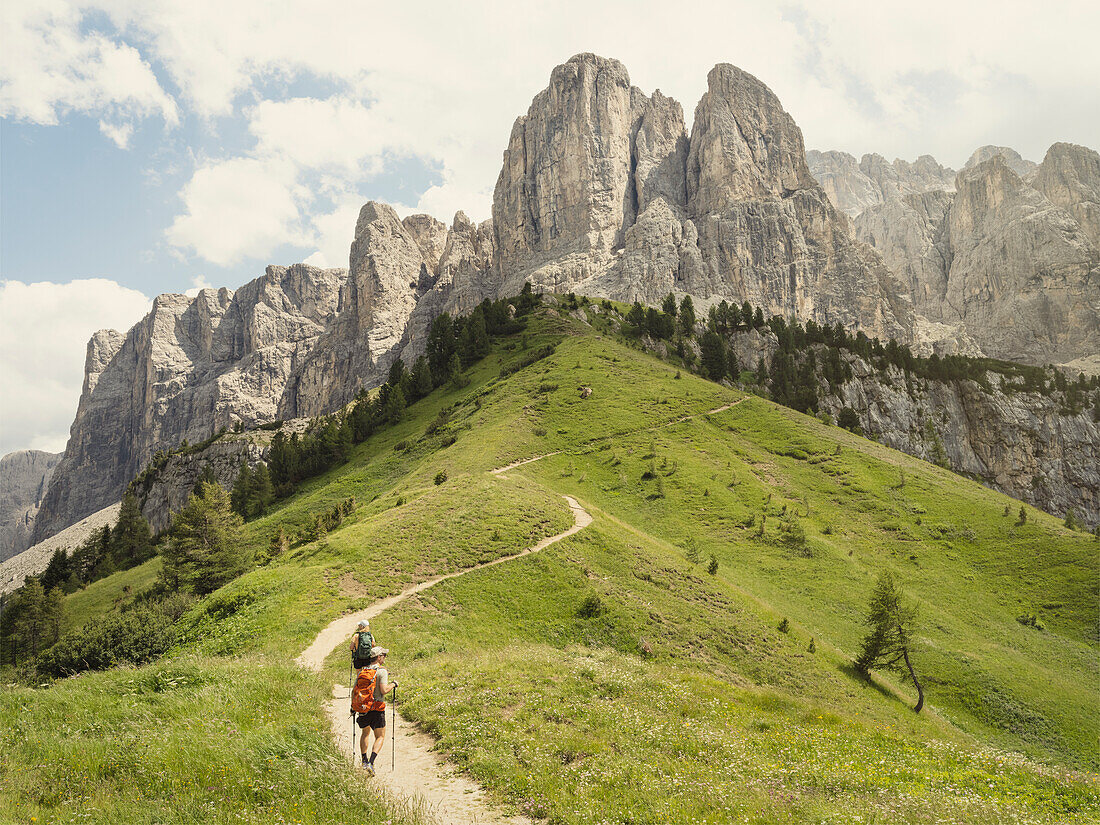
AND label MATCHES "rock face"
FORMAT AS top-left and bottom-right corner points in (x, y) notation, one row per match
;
(31, 264), (346, 545)
(496, 55), (913, 340)
(134, 436), (267, 535)
(714, 326), (1098, 524)
(0, 451), (61, 561)
(963, 145), (1038, 180)
(856, 151), (1100, 365)
(31, 213), (496, 546)
(823, 361), (1099, 525)
(806, 150), (956, 218)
